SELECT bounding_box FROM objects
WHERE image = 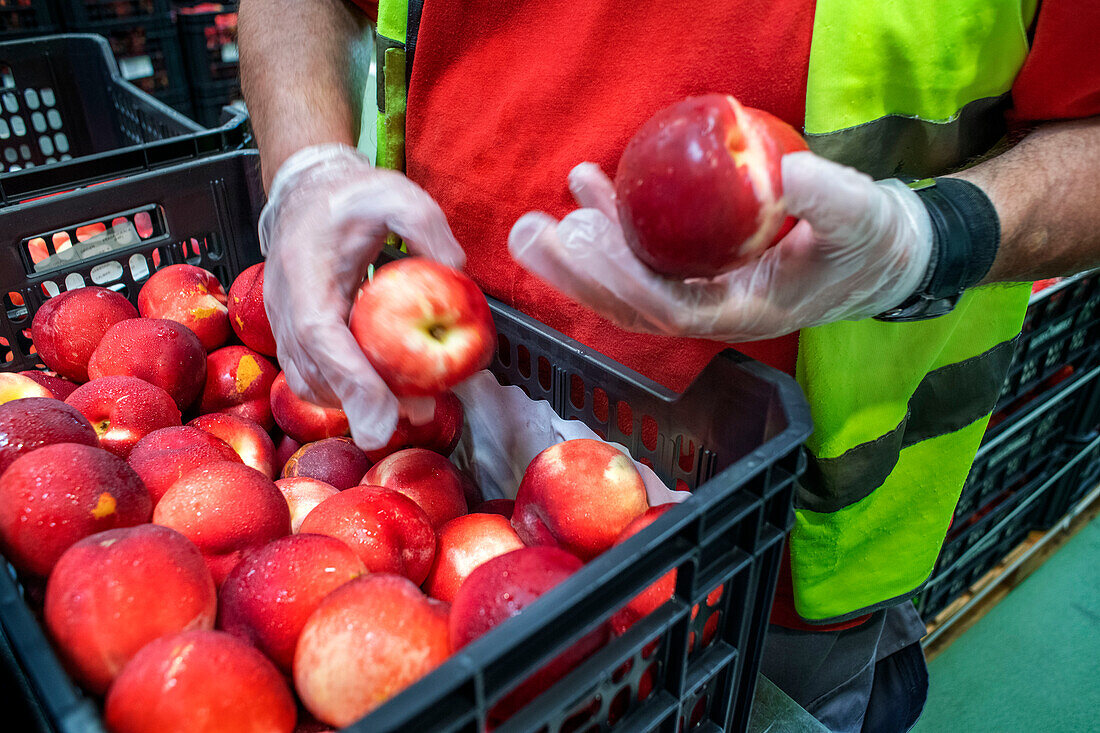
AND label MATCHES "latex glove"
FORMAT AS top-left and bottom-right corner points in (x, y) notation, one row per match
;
(259, 143), (464, 449)
(508, 151), (933, 342)
(450, 371), (685, 506)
